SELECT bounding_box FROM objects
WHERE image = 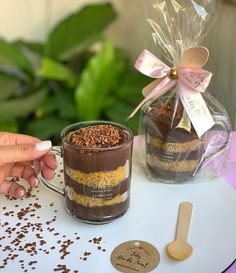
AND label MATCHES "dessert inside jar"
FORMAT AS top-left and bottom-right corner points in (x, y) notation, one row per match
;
(62, 121), (133, 224)
(143, 95), (204, 183)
